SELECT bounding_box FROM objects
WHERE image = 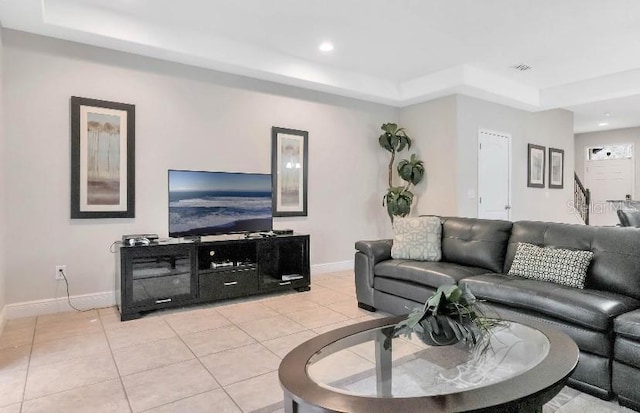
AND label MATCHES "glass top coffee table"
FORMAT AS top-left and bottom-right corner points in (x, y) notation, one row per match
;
(279, 315), (578, 413)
